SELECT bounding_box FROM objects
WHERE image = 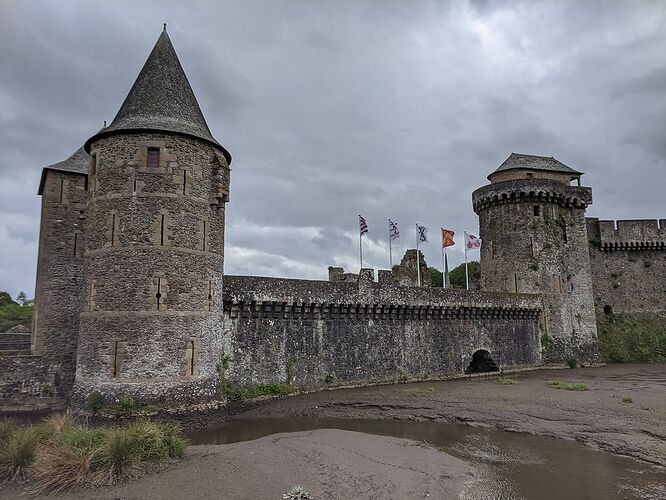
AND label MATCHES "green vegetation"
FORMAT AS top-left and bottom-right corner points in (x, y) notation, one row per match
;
(622, 396), (633, 404)
(324, 371), (337, 384)
(527, 258), (539, 271)
(0, 291), (33, 333)
(224, 382), (293, 400)
(402, 386), (436, 394)
(565, 356), (578, 368)
(428, 262), (480, 289)
(598, 314), (666, 363)
(546, 380), (590, 391)
(85, 393), (158, 416)
(497, 377), (517, 385)
(86, 391), (105, 414)
(0, 414), (187, 492)
(449, 261), (479, 289)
